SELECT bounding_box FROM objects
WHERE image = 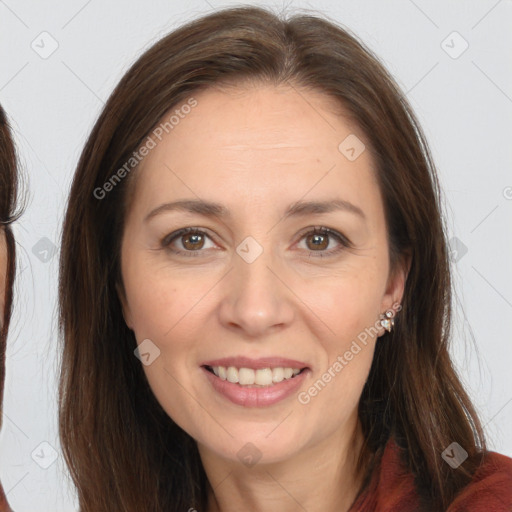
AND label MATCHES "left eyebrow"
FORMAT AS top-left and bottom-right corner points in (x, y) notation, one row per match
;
(283, 199), (366, 221)
(144, 198), (366, 223)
